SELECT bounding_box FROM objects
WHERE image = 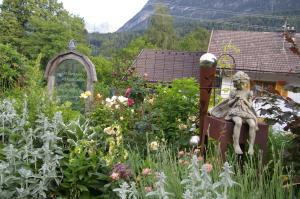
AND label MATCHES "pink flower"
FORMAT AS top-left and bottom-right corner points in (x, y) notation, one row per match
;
(144, 186), (153, 192)
(198, 156), (204, 161)
(178, 151), (185, 157)
(178, 159), (184, 165)
(203, 163), (213, 173)
(142, 168), (152, 176)
(128, 98), (135, 106)
(125, 87), (132, 98)
(110, 172), (120, 181)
